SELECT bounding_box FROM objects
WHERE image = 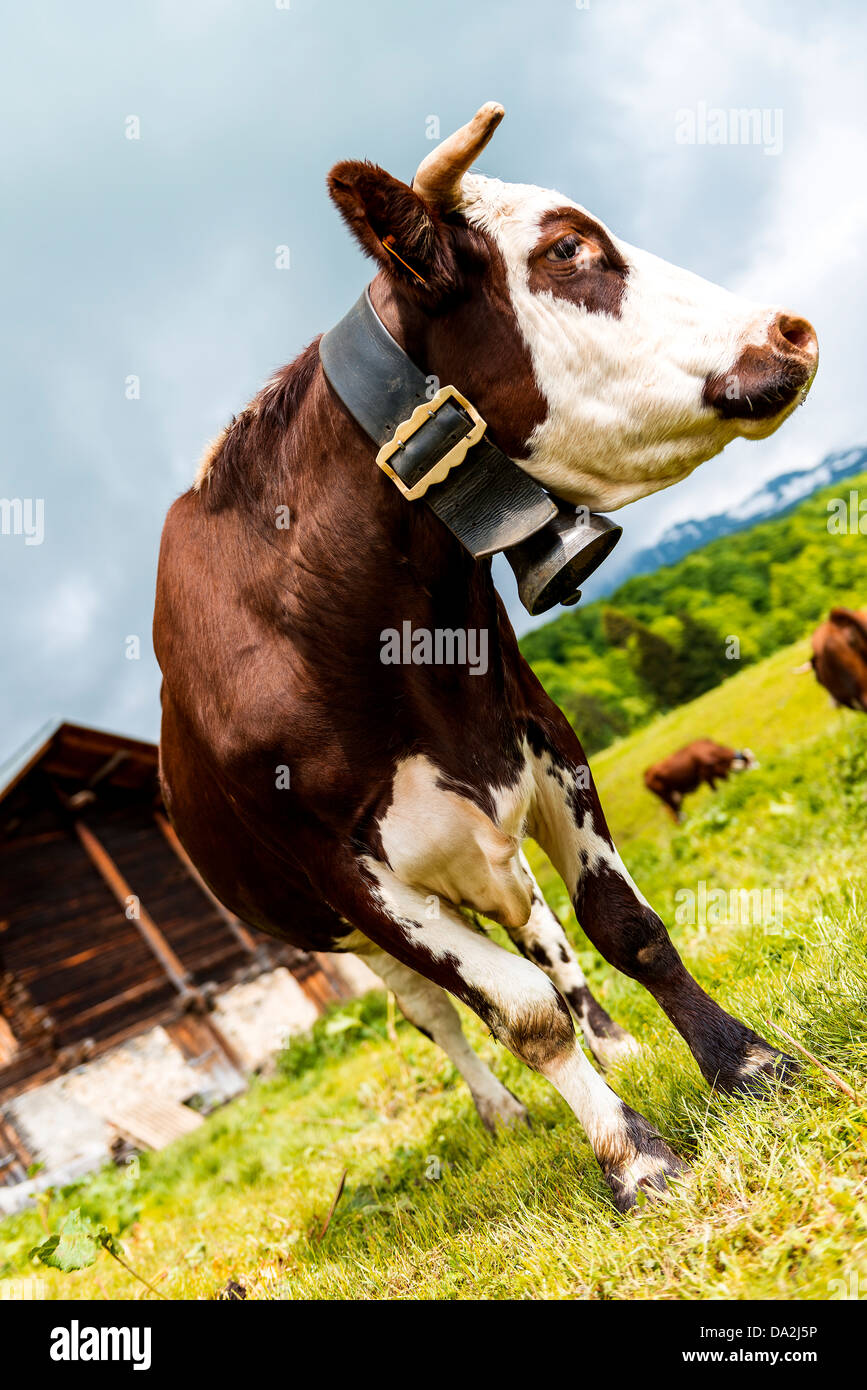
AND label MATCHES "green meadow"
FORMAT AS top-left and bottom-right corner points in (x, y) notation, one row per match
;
(2, 629), (865, 1301)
